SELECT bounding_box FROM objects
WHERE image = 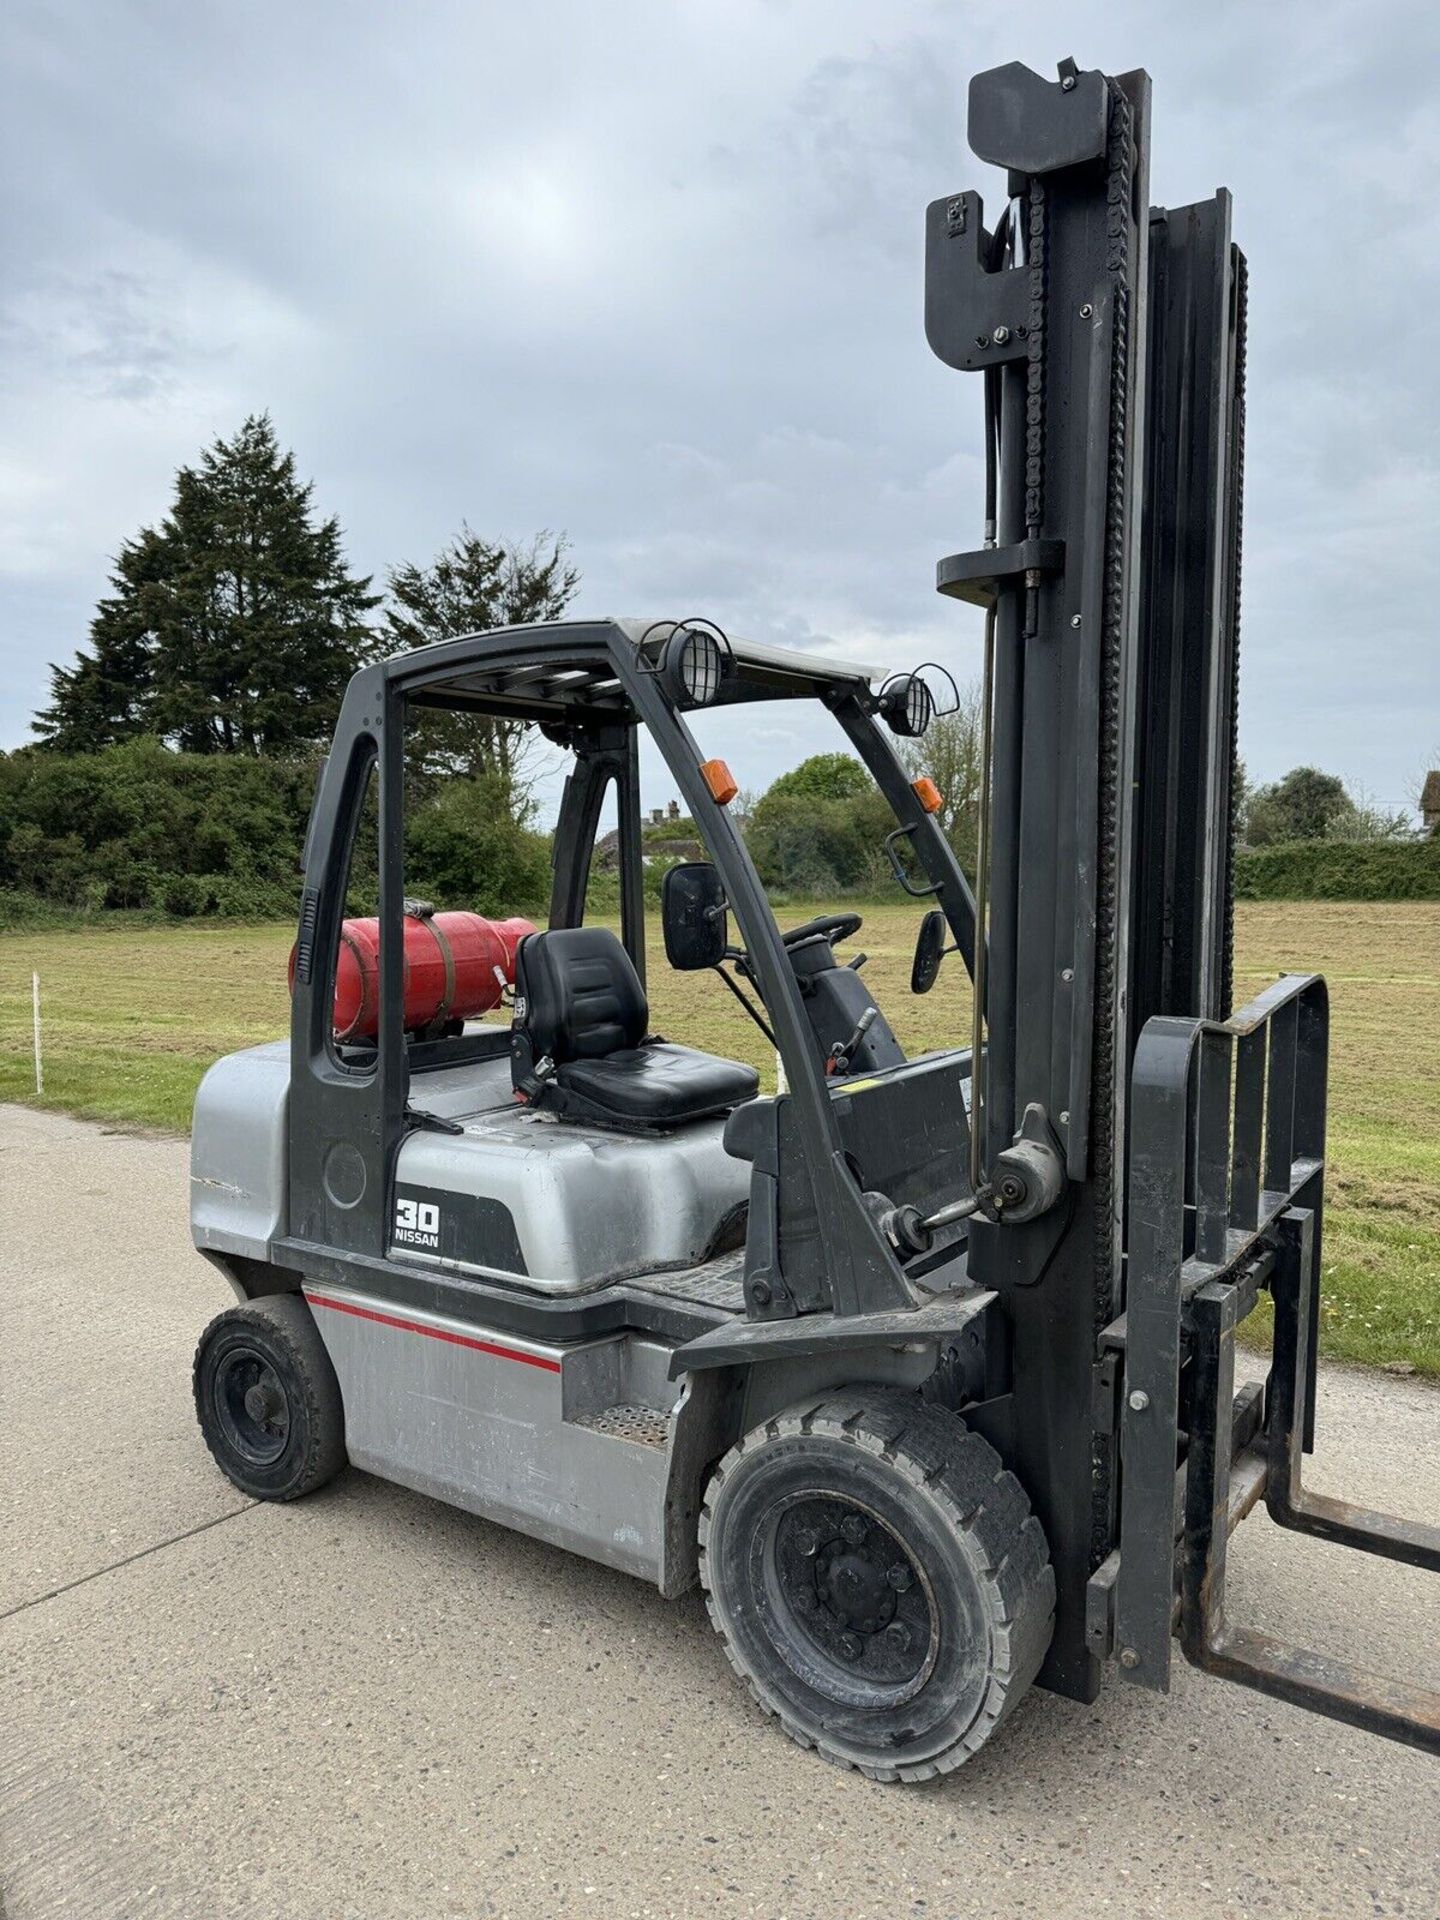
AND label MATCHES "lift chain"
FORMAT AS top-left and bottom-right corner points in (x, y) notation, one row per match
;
(1090, 76), (1135, 1326)
(1024, 177), (1047, 538)
(1021, 178), (1049, 636)
(1088, 78), (1136, 1570)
